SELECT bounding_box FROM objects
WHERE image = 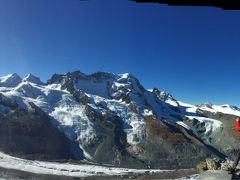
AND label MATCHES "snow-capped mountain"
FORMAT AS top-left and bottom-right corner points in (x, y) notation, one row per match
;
(197, 103), (240, 117)
(22, 74), (45, 85)
(0, 73), (22, 87)
(0, 71), (239, 169)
